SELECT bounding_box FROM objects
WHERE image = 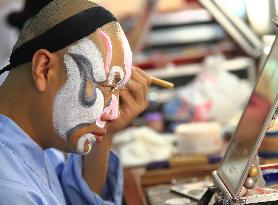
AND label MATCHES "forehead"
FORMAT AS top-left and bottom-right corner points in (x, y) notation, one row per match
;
(89, 22), (126, 68)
